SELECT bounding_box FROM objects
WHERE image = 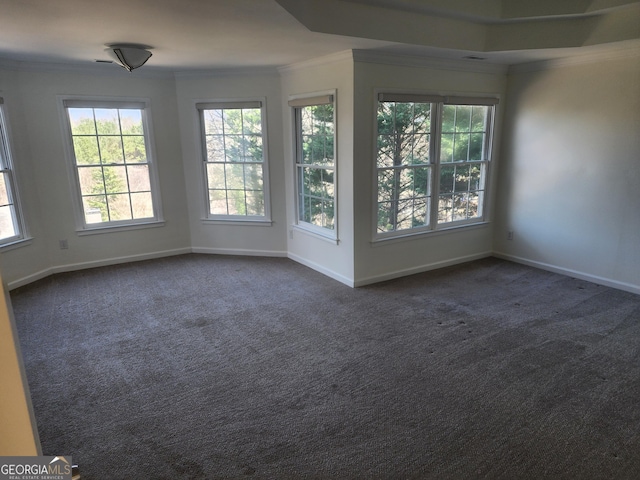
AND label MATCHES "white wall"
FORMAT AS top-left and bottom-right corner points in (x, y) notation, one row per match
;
(280, 53), (356, 285)
(352, 58), (507, 285)
(175, 70), (287, 257)
(494, 52), (640, 293)
(0, 66), (191, 287)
